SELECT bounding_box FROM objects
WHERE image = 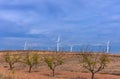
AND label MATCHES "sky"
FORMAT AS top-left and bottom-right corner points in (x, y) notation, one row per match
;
(0, 0), (120, 51)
